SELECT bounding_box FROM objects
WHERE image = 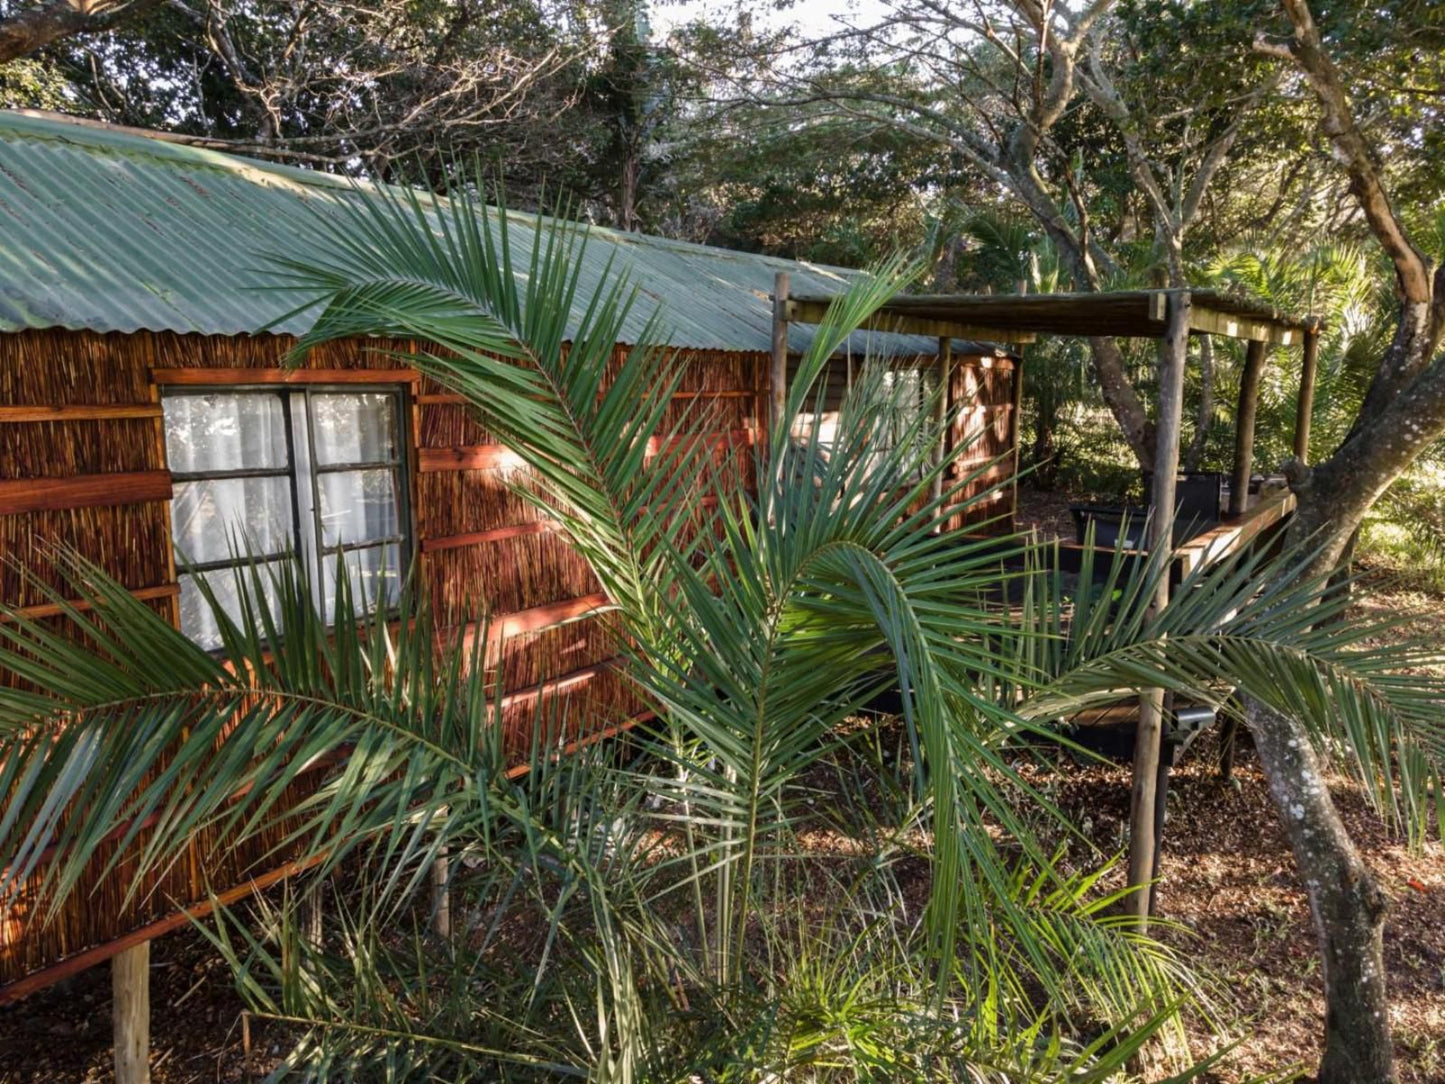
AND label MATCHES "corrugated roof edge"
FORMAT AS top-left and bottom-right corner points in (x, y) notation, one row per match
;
(0, 109), (858, 280)
(0, 109), (1018, 358)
